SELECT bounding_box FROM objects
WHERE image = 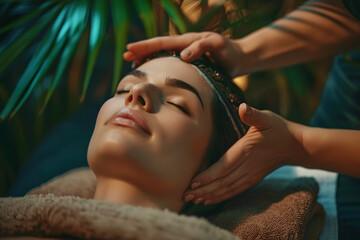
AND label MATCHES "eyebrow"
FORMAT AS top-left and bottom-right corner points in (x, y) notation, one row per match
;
(127, 69), (204, 109)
